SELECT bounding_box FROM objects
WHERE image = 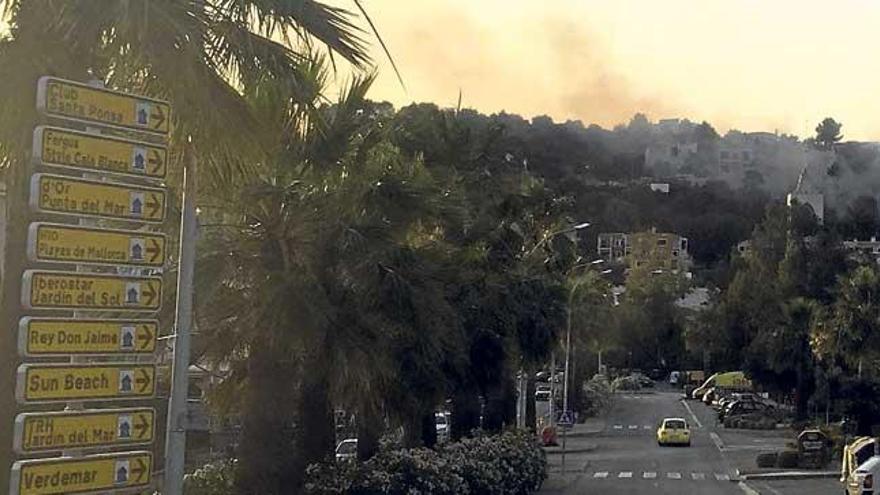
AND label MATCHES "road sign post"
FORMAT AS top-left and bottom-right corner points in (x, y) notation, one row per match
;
(27, 223), (166, 268)
(33, 126), (167, 179)
(16, 363), (156, 404)
(29, 174), (166, 223)
(7, 76), (173, 495)
(14, 408), (155, 454)
(18, 318), (158, 357)
(10, 451), (152, 495)
(37, 76), (170, 135)
(21, 270), (162, 312)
